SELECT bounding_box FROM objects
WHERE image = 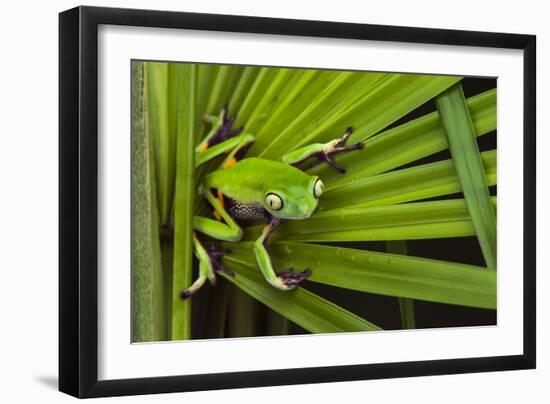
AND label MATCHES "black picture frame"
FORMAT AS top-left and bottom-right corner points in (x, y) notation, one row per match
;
(59, 5), (536, 398)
